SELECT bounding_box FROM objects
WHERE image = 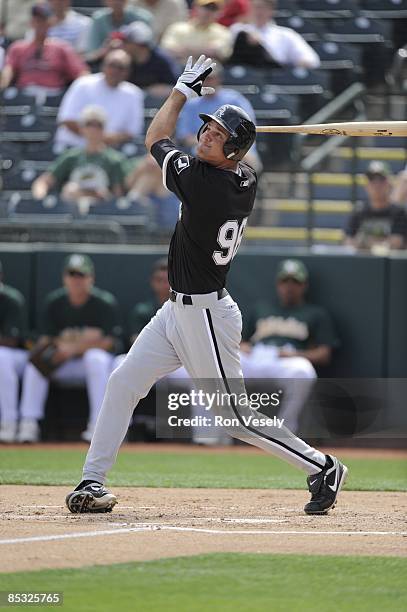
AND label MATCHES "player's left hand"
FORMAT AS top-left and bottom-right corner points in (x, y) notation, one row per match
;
(174, 55), (216, 100)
